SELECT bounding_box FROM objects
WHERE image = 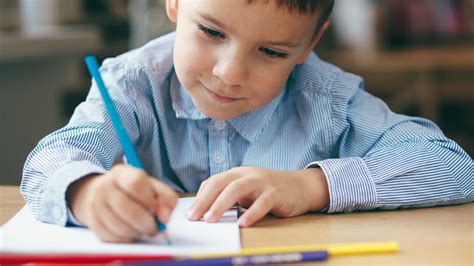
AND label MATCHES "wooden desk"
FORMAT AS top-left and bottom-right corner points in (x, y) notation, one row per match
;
(1, 185), (472, 265)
